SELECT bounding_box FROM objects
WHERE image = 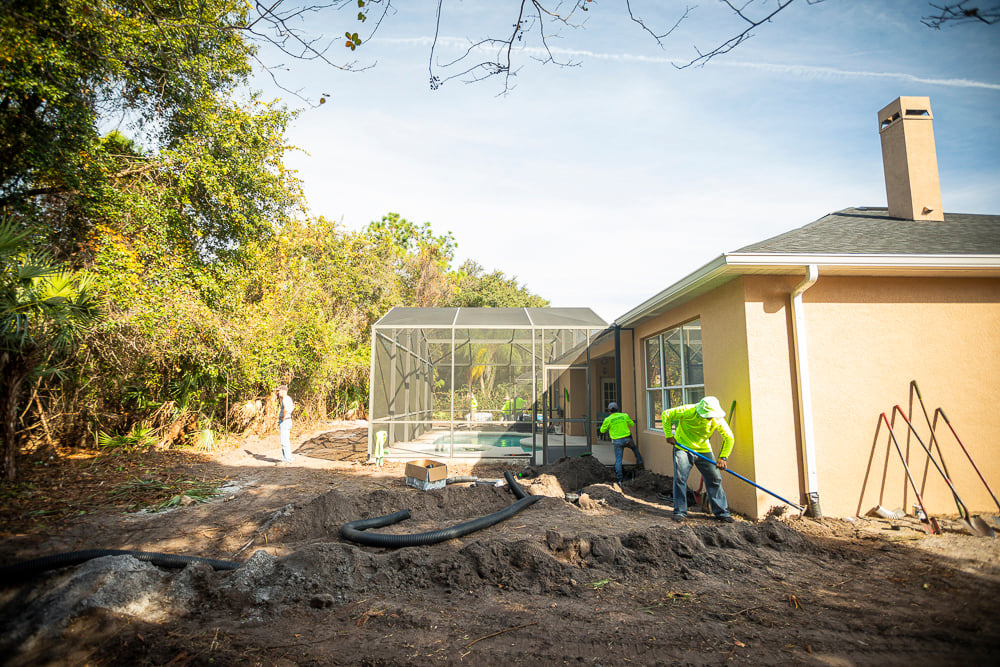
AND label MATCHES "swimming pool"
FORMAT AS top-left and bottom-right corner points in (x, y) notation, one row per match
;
(433, 432), (532, 452)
